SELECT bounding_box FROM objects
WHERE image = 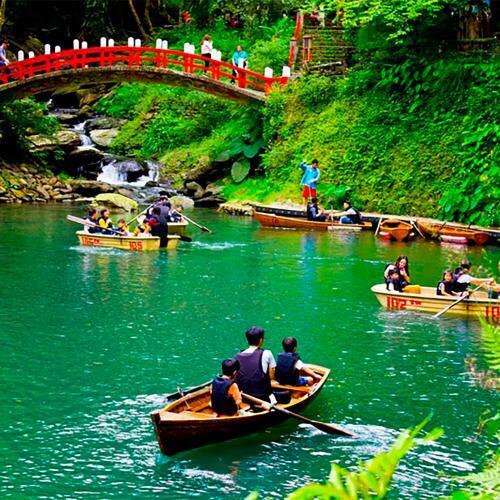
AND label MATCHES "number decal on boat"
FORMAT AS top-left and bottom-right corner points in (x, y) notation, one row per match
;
(485, 306), (499, 324)
(387, 297), (422, 310)
(82, 236), (101, 246)
(129, 241), (143, 251)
